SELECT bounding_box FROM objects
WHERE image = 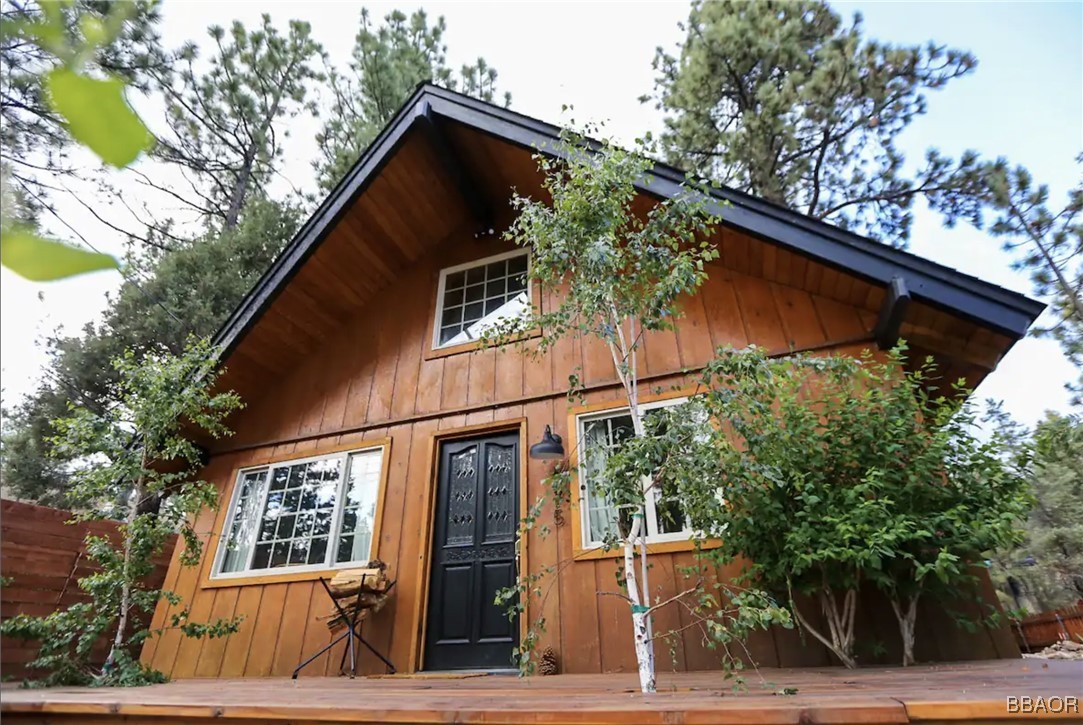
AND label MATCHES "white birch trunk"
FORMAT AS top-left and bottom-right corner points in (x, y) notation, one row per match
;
(623, 535), (656, 693)
(107, 480), (142, 670)
(605, 309), (657, 693)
